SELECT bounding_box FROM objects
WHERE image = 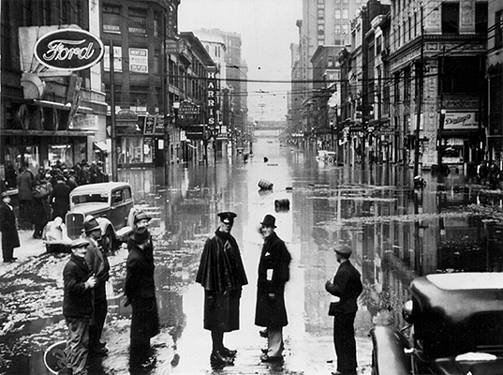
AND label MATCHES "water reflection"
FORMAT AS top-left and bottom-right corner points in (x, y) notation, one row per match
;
(1, 139), (502, 374)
